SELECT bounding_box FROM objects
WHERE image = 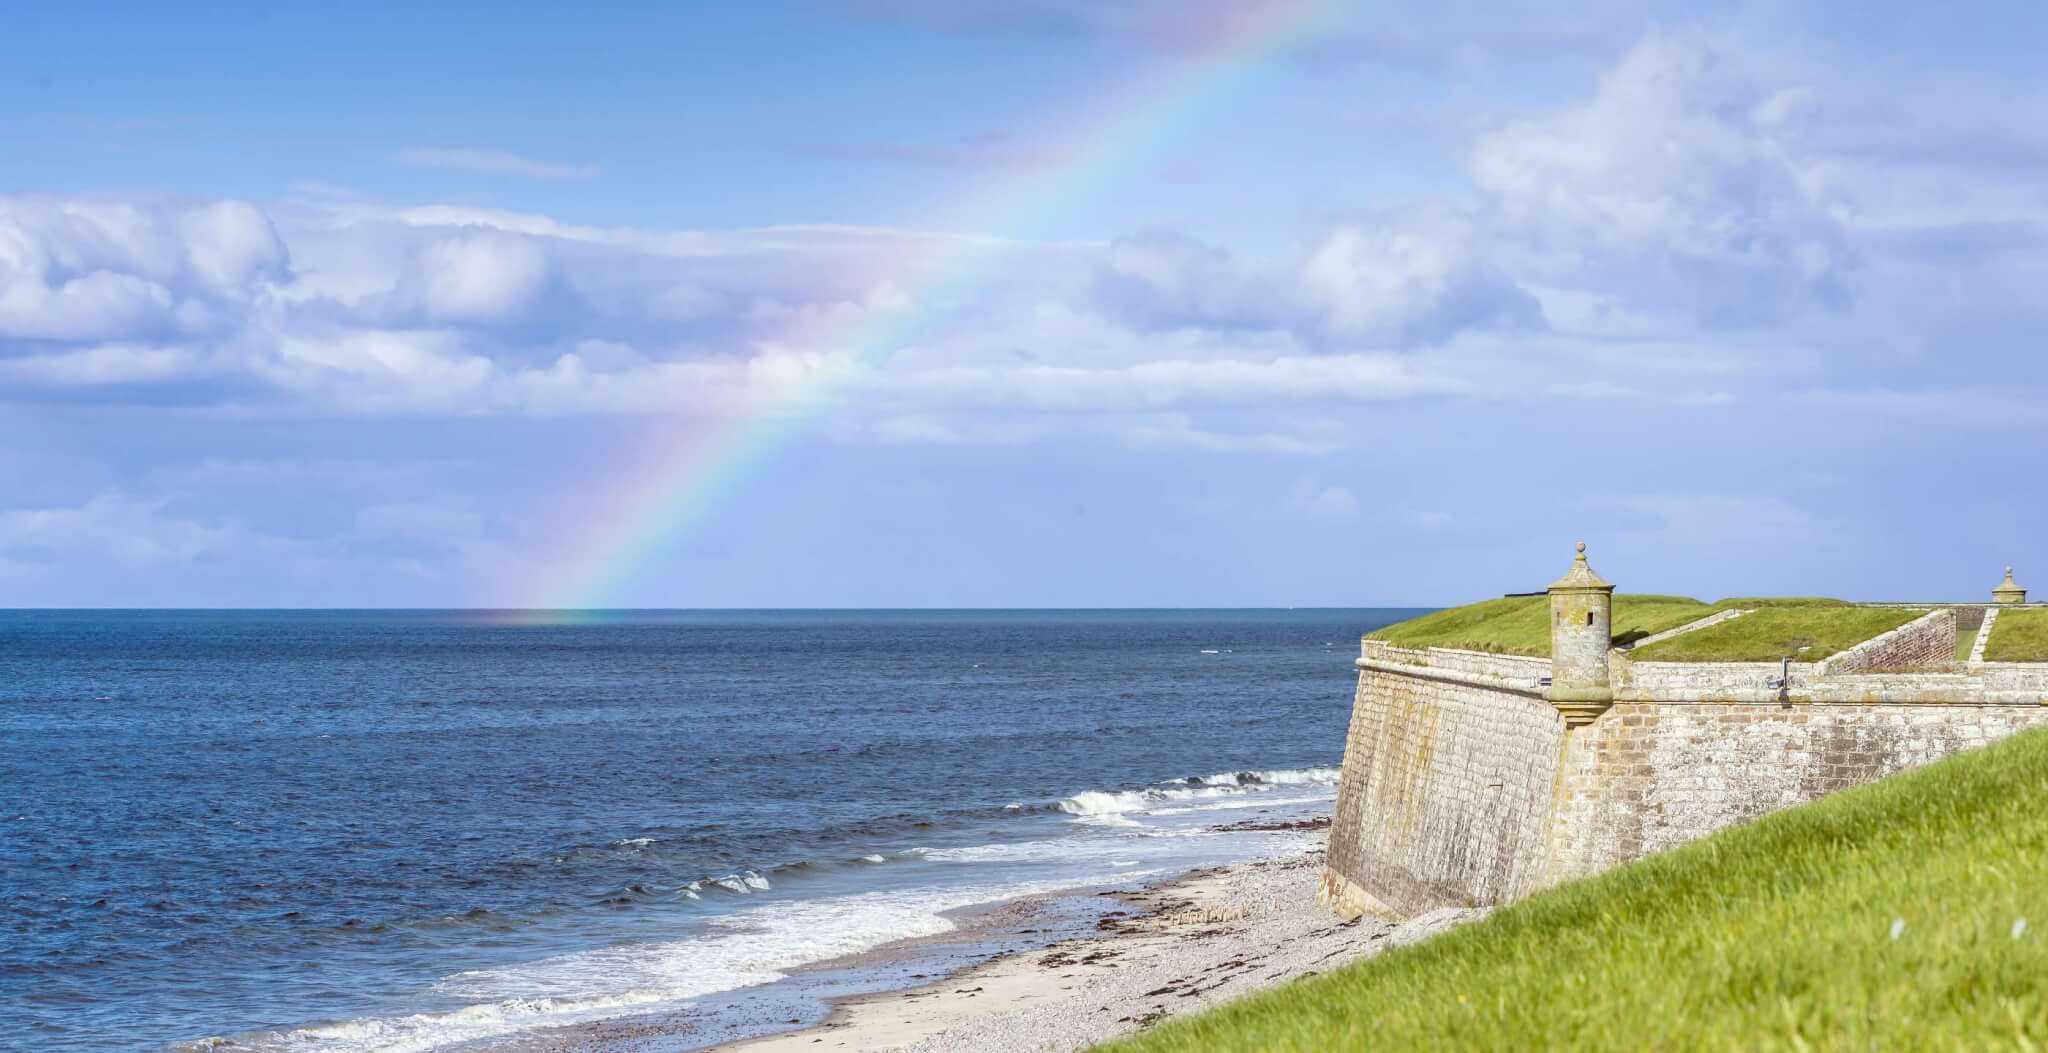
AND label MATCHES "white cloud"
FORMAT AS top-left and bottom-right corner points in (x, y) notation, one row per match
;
(1296, 215), (1541, 344)
(0, 196), (286, 342)
(394, 147), (600, 181)
(0, 487), (528, 600)
(0, 343), (198, 384)
(1470, 30), (1851, 324)
(0, 492), (246, 567)
(1092, 217), (1541, 348)
(408, 232), (554, 322)
(8, 26), (2048, 451)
